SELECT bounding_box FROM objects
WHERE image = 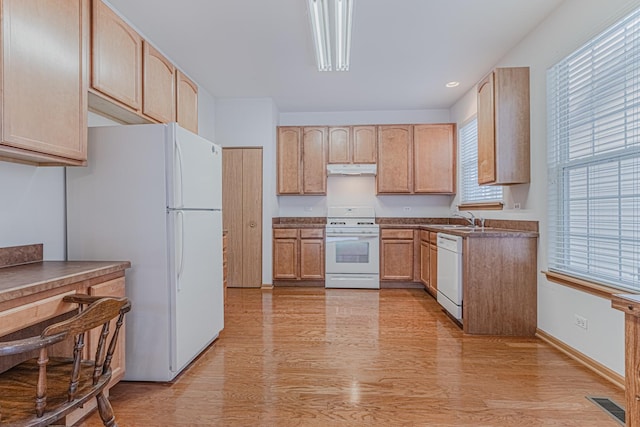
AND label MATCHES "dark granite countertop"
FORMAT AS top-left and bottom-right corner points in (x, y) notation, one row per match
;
(273, 217), (539, 238)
